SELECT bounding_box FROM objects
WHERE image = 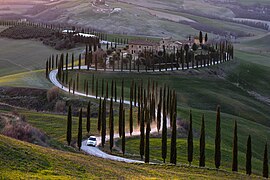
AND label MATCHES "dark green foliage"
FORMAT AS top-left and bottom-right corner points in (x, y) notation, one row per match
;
(215, 105), (221, 169)
(79, 54), (81, 70)
(162, 94), (167, 163)
(45, 60), (48, 78)
(140, 107), (145, 160)
(66, 105), (72, 146)
(129, 101), (133, 135)
(263, 143), (269, 178)
(199, 114), (205, 167)
(246, 135), (252, 175)
(199, 31), (203, 45)
(205, 33), (208, 43)
(157, 100), (161, 133)
(232, 121), (238, 172)
(109, 98), (114, 152)
(119, 99), (123, 138)
(101, 98), (106, 147)
(122, 109), (125, 155)
(188, 110), (193, 166)
(102, 79), (104, 97)
(77, 108), (82, 151)
(192, 43), (198, 51)
(96, 79), (98, 99)
(86, 101), (91, 134)
(170, 92), (177, 165)
(98, 98), (102, 132)
(72, 53), (74, 70)
(145, 109), (150, 163)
